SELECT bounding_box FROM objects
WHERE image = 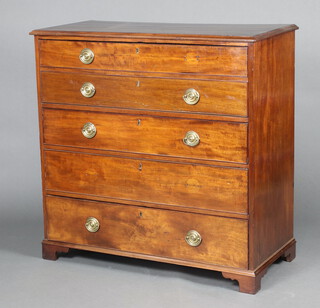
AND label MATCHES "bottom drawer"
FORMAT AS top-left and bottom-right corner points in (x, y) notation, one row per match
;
(45, 196), (248, 269)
